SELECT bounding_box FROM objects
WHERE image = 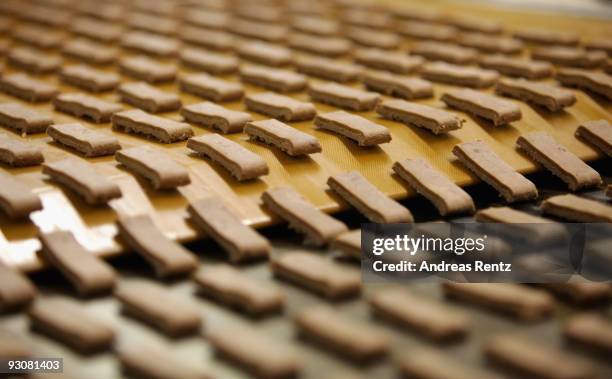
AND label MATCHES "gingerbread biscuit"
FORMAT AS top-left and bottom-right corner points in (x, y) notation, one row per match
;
(181, 102), (251, 133)
(393, 158), (475, 215)
(187, 134), (268, 181)
(376, 99), (463, 134)
(39, 230), (117, 296)
(112, 109), (193, 143)
(118, 82), (181, 113)
(354, 48), (424, 74)
(7, 46), (61, 74)
(116, 214), (198, 278)
(0, 102), (53, 134)
(245, 119), (322, 156)
(363, 70), (434, 100)
(0, 73), (58, 102)
(517, 132), (601, 190)
(575, 119), (612, 157)
(179, 73), (244, 102)
(422, 62), (499, 88)
(59, 65), (120, 92)
(314, 110), (391, 146)
(53, 93), (122, 123)
(179, 48), (238, 74)
(556, 68), (612, 100)
(441, 89), (521, 126)
(187, 196), (271, 262)
(308, 81), (380, 111)
(239, 65), (308, 93)
(115, 146), (190, 190)
(453, 141), (537, 202)
(62, 38), (118, 65)
(245, 92), (317, 122)
(262, 188), (348, 246)
(193, 265), (284, 316)
(532, 46), (606, 68)
(479, 55), (554, 80)
(47, 123), (120, 157)
(0, 133), (44, 166)
(327, 171), (413, 223)
(412, 41), (479, 65)
(271, 251), (360, 299)
(496, 78), (576, 112)
(119, 56), (177, 83)
(0, 170), (43, 219)
(541, 194), (612, 222)
(236, 40), (293, 67)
